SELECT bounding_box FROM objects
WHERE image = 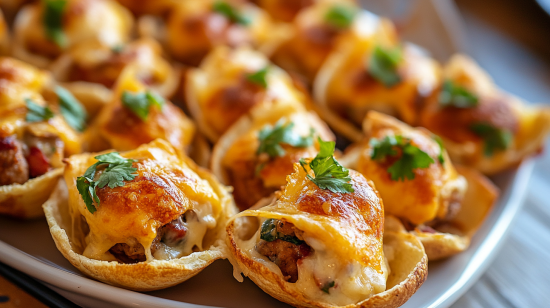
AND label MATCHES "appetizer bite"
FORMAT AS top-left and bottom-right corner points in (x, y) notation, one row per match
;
(271, 0), (377, 84)
(50, 37), (180, 115)
(166, 0), (287, 66)
(12, 0), (133, 68)
(84, 66), (195, 155)
(186, 46), (308, 143)
(211, 98), (334, 211)
(0, 57), (83, 218)
(342, 111), (498, 260)
(419, 55), (550, 174)
(43, 139), (237, 290)
(313, 15), (440, 142)
(227, 139), (427, 307)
